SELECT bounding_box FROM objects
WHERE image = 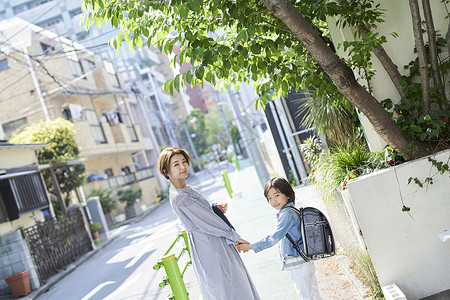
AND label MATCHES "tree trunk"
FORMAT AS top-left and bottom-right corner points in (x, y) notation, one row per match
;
(409, 0), (431, 112)
(422, 0), (447, 110)
(260, 0), (431, 156)
(371, 46), (405, 99)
